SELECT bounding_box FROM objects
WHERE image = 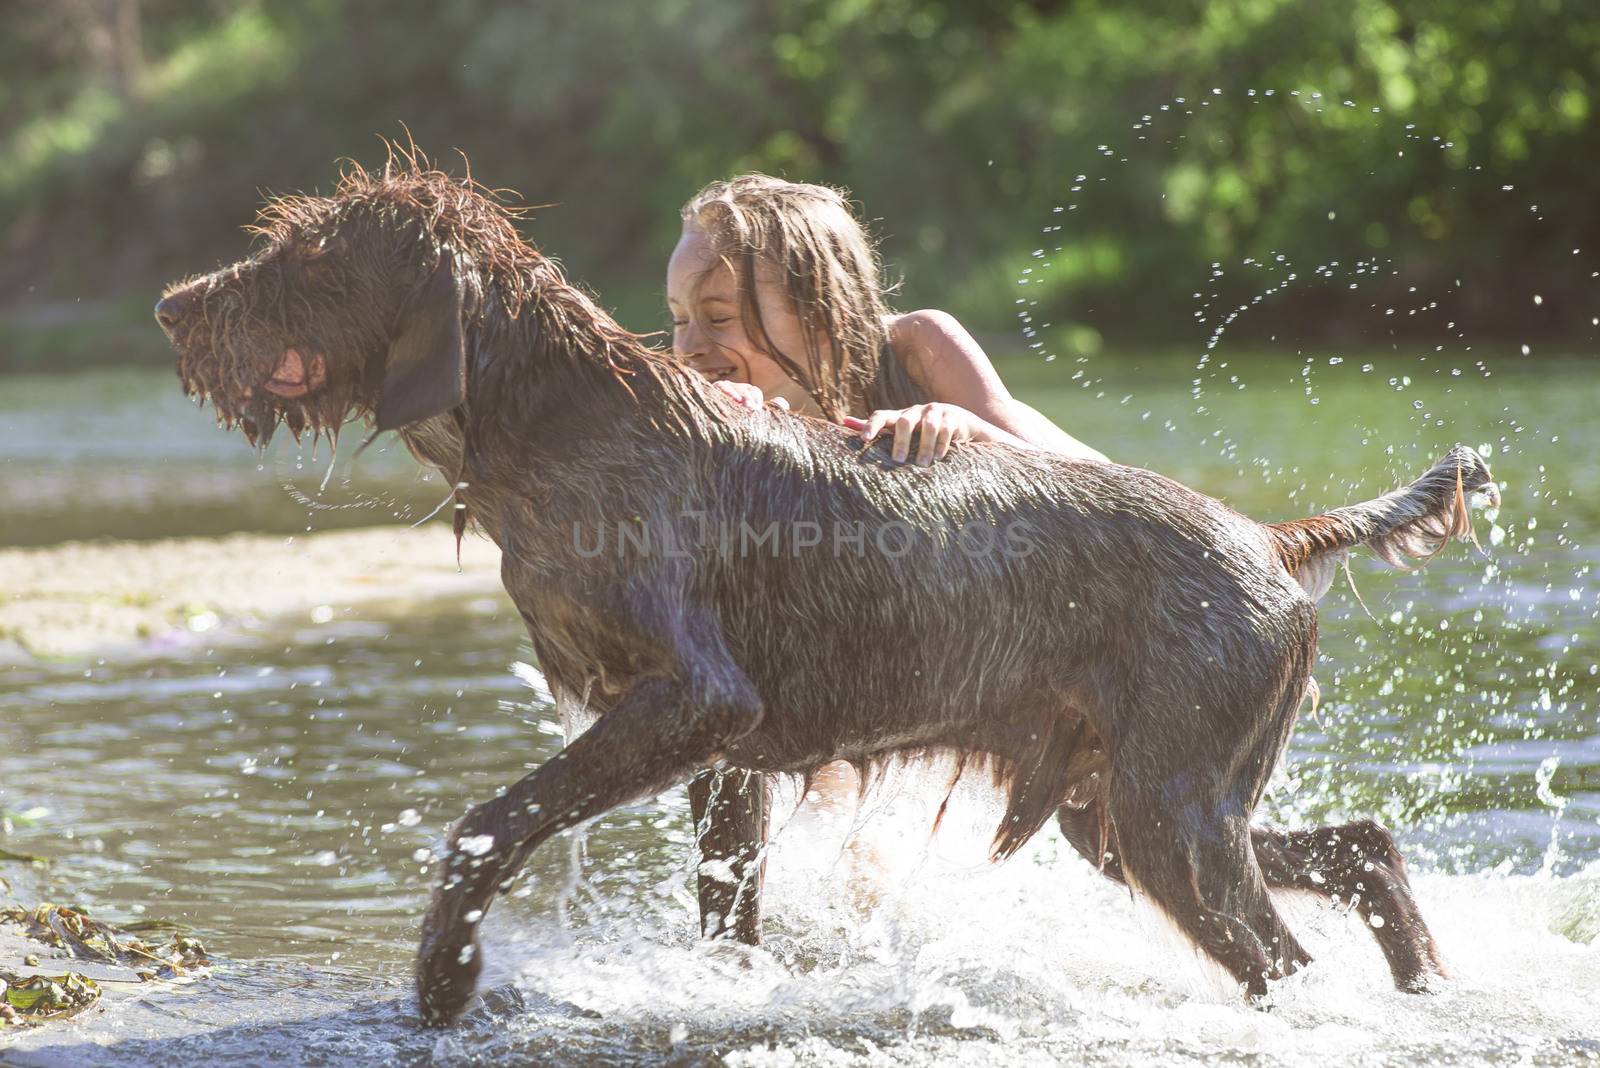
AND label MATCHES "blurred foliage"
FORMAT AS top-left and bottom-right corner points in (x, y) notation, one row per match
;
(0, 0), (1595, 370)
